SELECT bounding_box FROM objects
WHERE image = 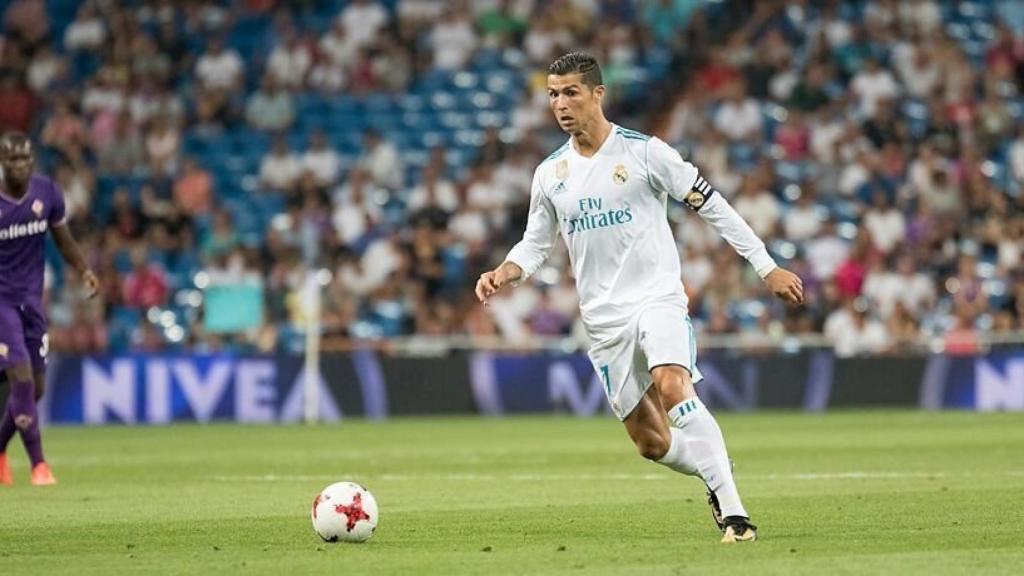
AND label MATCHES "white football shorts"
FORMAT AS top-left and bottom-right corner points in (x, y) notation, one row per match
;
(585, 302), (704, 420)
